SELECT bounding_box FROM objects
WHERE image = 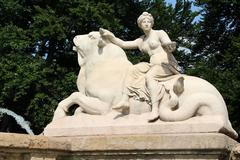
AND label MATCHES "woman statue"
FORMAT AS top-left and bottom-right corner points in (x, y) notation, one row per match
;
(100, 12), (181, 121)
